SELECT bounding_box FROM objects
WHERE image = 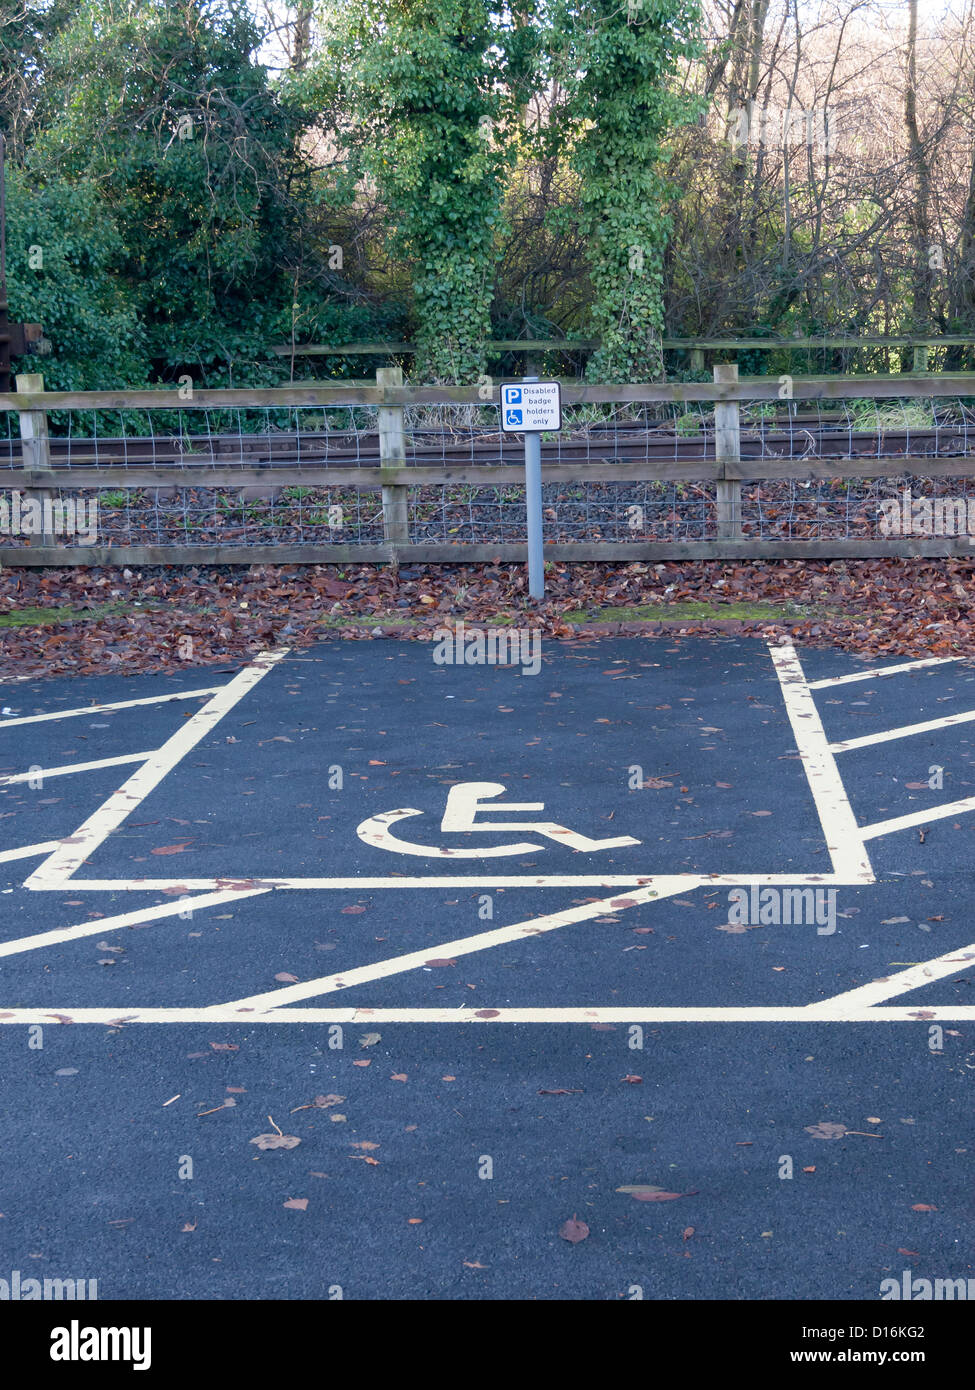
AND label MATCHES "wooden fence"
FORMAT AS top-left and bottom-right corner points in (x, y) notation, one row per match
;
(3, 366), (975, 567)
